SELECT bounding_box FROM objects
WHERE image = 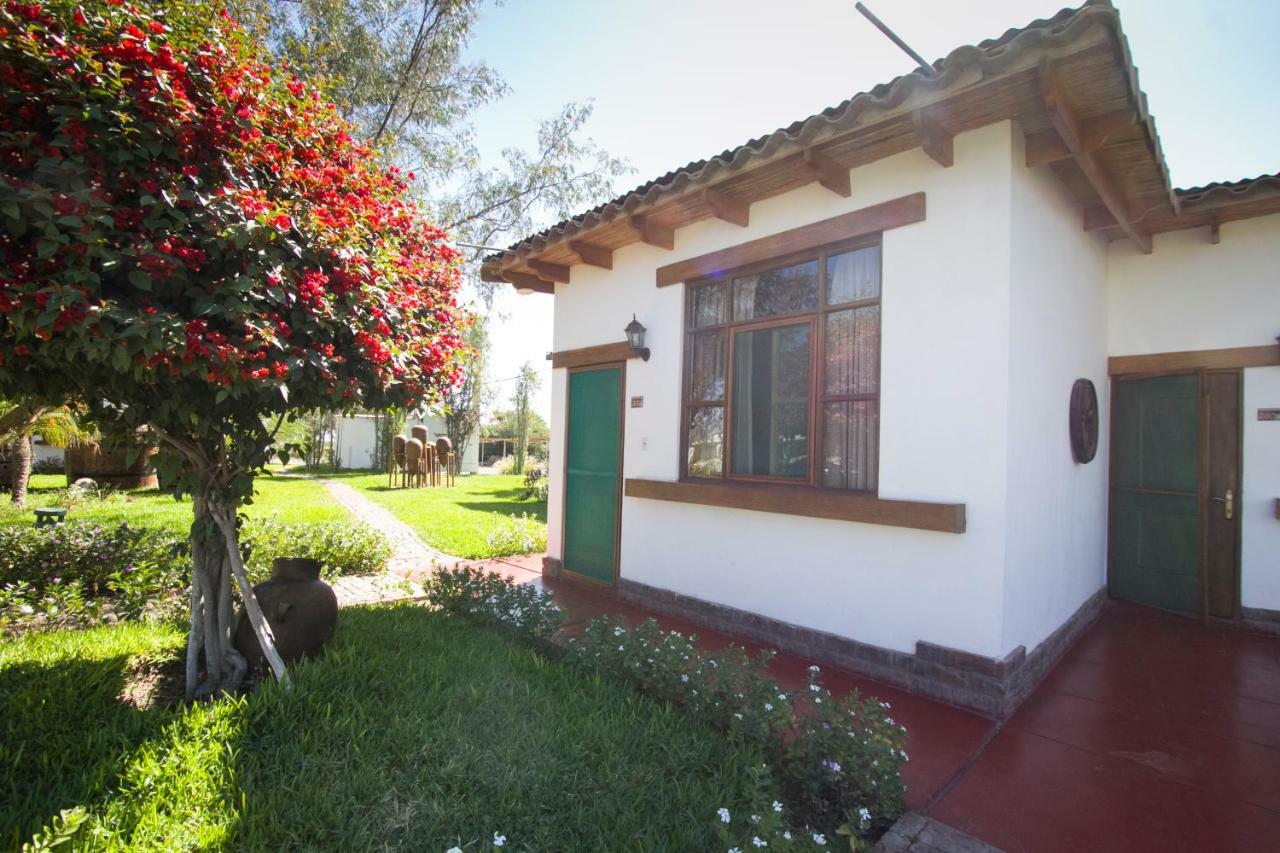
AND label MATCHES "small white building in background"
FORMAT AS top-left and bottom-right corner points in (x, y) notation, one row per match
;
(333, 412), (480, 474)
(480, 2), (1280, 717)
